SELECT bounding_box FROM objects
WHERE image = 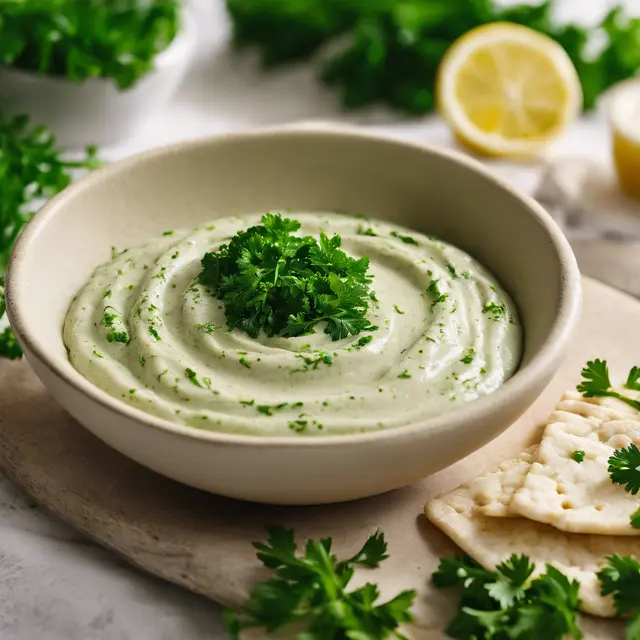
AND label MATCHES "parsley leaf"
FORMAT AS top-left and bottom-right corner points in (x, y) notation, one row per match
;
(577, 360), (640, 411)
(199, 213), (377, 341)
(627, 366), (640, 391)
(608, 444), (640, 495)
(572, 450), (586, 463)
(433, 555), (582, 640)
(225, 526), (415, 639)
(0, 111), (100, 359)
(597, 555), (640, 640)
(631, 507), (640, 530)
(227, 0), (640, 114)
(0, 0), (180, 89)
